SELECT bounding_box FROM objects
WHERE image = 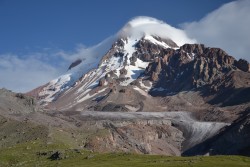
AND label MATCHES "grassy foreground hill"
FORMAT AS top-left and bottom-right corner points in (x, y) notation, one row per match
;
(0, 140), (249, 167)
